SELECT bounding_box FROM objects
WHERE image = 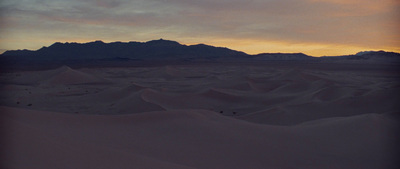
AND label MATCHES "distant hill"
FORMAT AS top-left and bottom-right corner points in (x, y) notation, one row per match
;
(319, 50), (400, 63)
(252, 53), (313, 61)
(1, 39), (399, 70)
